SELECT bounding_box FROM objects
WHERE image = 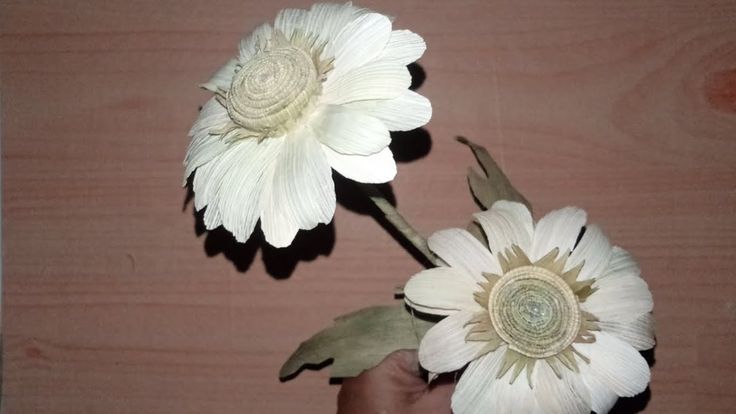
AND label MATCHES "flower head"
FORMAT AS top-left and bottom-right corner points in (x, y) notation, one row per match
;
(184, 2), (431, 247)
(404, 201), (654, 414)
